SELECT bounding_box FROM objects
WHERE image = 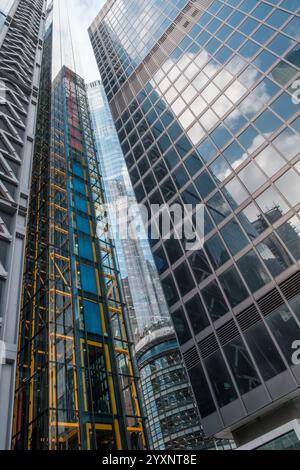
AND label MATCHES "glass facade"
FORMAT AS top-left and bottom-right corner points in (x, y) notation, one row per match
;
(87, 81), (222, 450)
(136, 324), (232, 450)
(87, 81), (170, 339)
(11, 48), (146, 448)
(90, 0), (300, 439)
